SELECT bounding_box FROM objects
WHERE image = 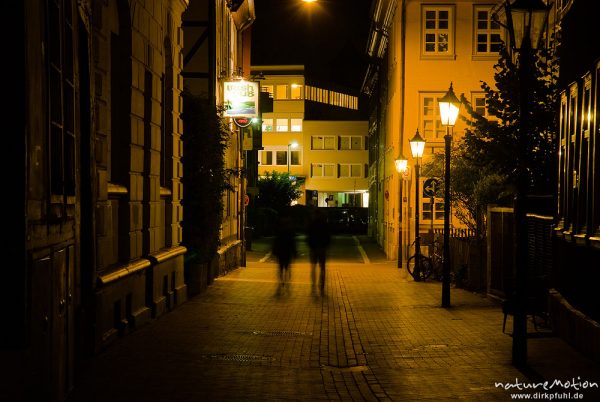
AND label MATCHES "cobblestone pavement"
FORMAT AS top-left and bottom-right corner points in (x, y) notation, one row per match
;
(69, 238), (600, 401)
